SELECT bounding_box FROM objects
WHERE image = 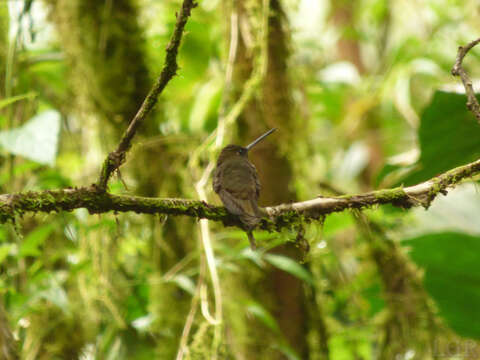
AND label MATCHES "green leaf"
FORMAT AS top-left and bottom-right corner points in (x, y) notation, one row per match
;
(246, 302), (281, 333)
(125, 283), (150, 322)
(403, 232), (480, 339)
(323, 212), (354, 236)
(402, 91), (480, 185)
(167, 275), (196, 295)
(0, 0), (8, 44)
(188, 78), (222, 132)
(0, 92), (37, 110)
(19, 224), (55, 257)
(329, 327), (372, 360)
(0, 161), (42, 187)
(0, 110), (61, 166)
(273, 344), (301, 360)
(0, 225), (8, 242)
(375, 163), (416, 188)
(29, 273), (69, 312)
(38, 280), (69, 312)
(264, 254), (314, 285)
(0, 244), (15, 265)
(131, 314), (153, 332)
(362, 282), (385, 316)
